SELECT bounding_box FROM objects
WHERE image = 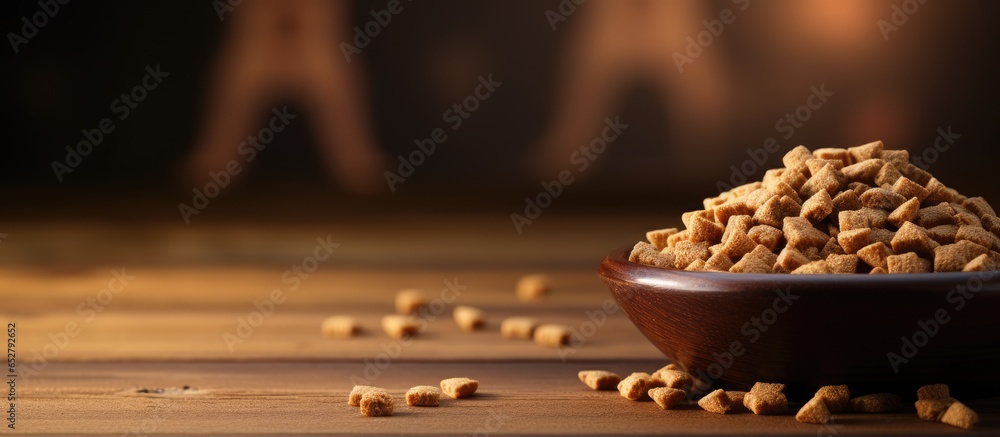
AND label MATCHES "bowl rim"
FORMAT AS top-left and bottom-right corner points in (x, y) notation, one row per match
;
(599, 246), (1000, 293)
